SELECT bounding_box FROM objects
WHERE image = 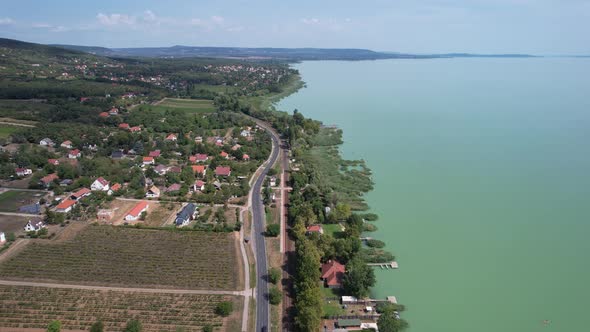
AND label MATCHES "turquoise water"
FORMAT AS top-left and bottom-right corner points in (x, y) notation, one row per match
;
(278, 59), (590, 332)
